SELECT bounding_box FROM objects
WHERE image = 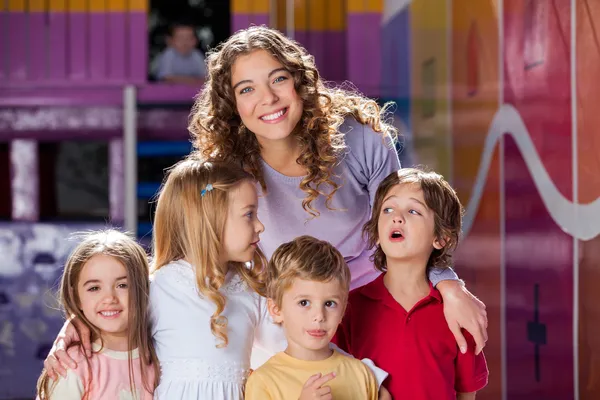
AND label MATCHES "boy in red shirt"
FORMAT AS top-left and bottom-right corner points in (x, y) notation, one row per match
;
(334, 168), (489, 399)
